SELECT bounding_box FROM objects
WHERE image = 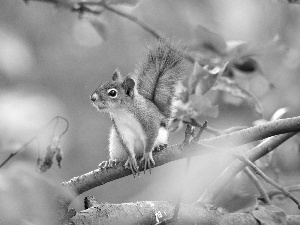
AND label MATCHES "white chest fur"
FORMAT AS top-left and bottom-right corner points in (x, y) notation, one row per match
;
(111, 109), (146, 156)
